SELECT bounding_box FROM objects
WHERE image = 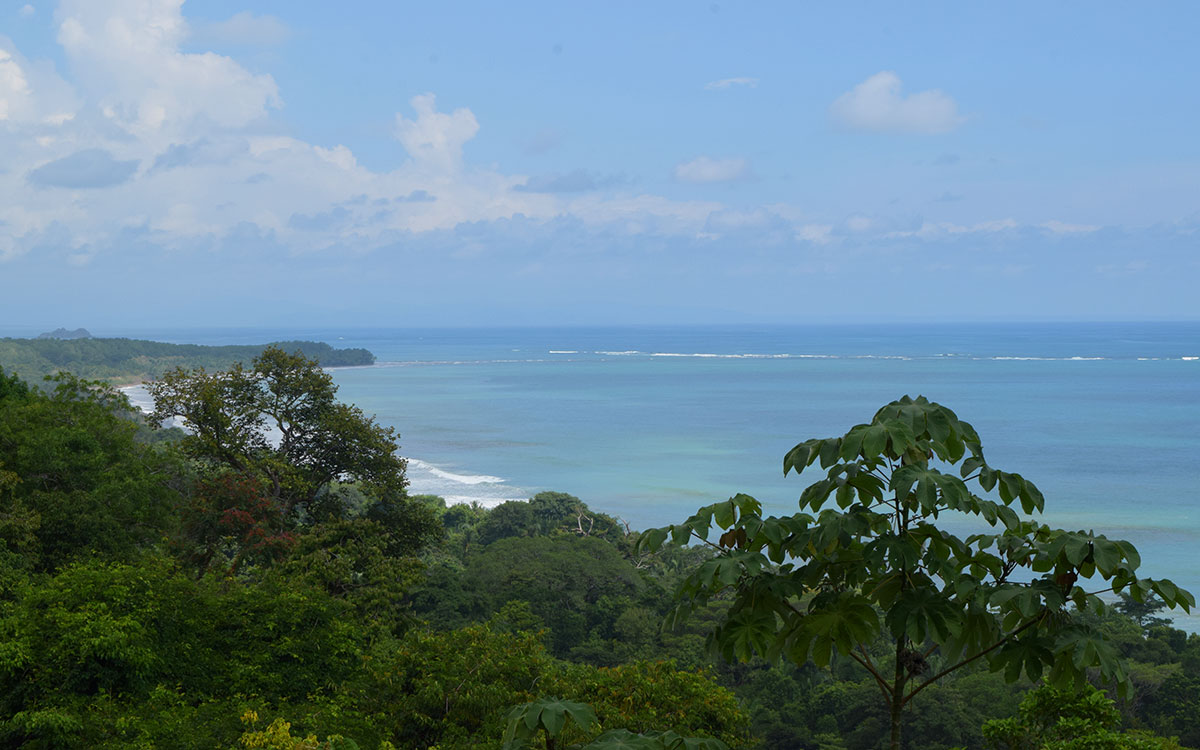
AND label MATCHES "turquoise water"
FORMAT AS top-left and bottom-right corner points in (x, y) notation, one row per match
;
(119, 323), (1200, 629)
